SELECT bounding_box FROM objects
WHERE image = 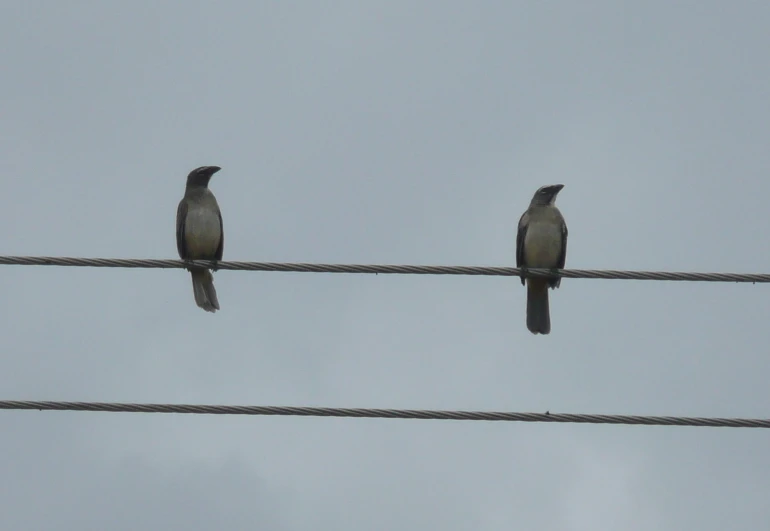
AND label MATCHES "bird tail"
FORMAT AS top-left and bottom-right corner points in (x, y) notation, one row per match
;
(526, 279), (550, 335)
(190, 269), (220, 313)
